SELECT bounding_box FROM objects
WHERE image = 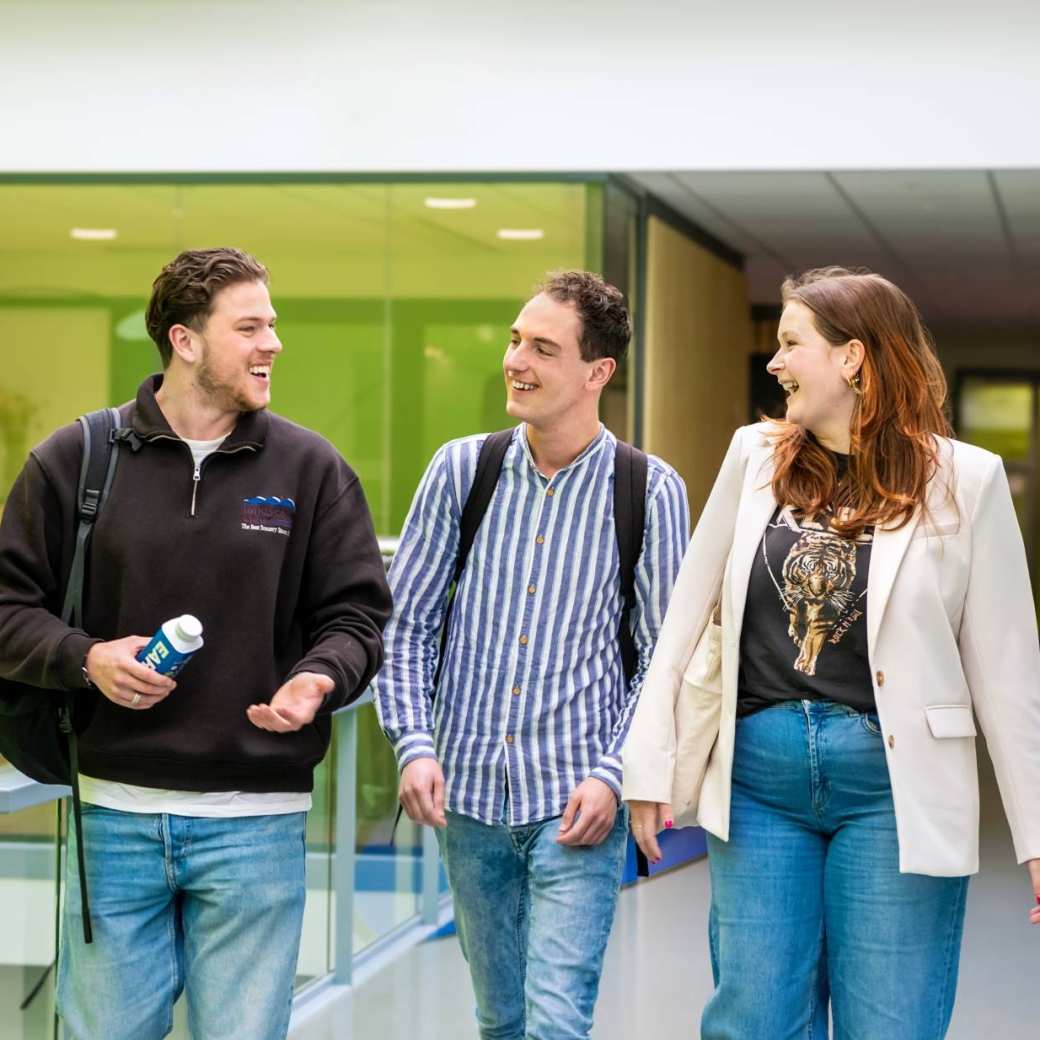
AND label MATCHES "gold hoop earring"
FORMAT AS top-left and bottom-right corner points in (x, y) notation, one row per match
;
(847, 372), (862, 395)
